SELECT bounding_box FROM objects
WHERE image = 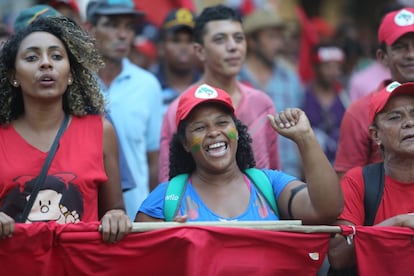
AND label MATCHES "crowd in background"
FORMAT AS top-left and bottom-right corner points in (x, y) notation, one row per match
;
(2, 1), (414, 275)
(0, 0), (410, 214)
